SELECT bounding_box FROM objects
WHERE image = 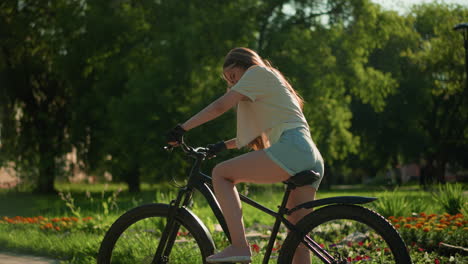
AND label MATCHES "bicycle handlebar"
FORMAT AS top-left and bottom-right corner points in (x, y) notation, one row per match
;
(164, 139), (210, 159)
